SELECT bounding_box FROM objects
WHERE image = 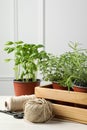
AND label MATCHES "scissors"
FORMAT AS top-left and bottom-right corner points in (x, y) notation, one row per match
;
(0, 110), (24, 119)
